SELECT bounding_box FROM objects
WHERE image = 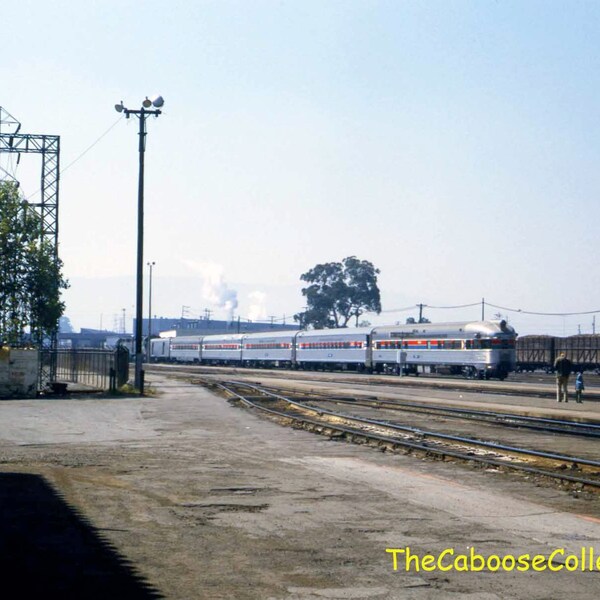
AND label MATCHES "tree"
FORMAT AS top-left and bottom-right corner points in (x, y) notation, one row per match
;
(59, 316), (74, 333)
(294, 256), (381, 329)
(406, 316), (431, 324)
(0, 182), (68, 344)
